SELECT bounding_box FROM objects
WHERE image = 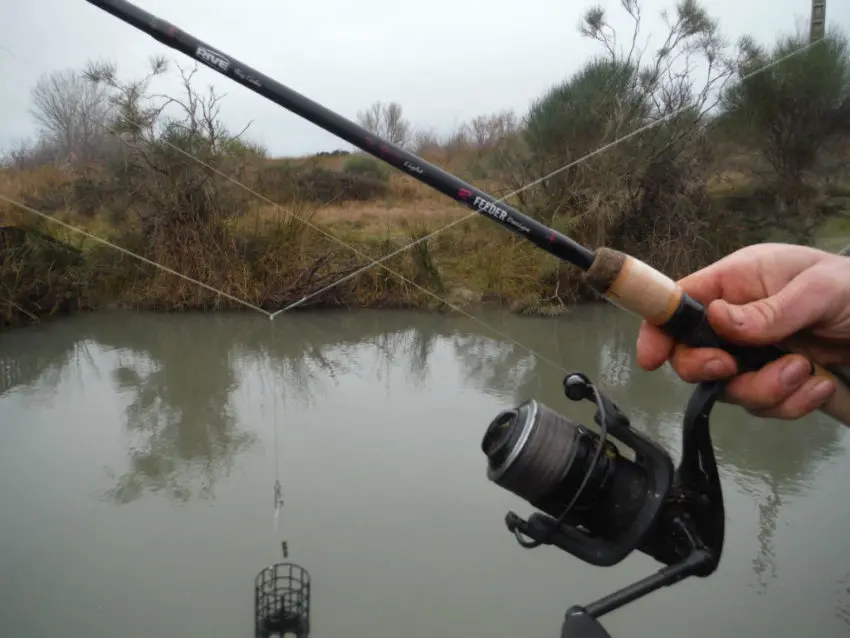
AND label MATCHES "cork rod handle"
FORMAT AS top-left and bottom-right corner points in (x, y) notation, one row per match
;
(582, 247), (850, 427)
